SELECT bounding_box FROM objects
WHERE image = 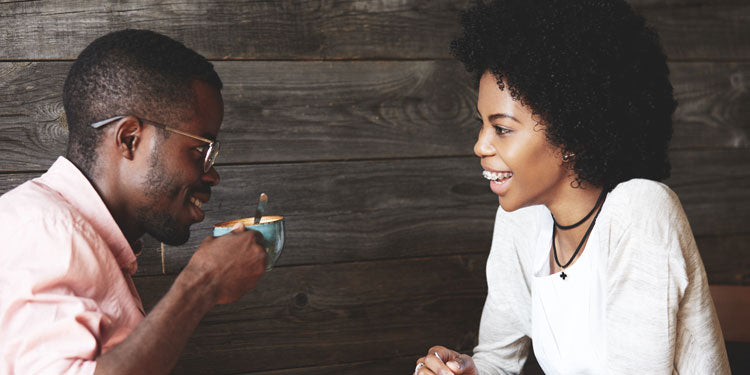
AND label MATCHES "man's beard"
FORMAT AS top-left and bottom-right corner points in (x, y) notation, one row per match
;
(138, 206), (190, 246)
(136, 152), (191, 246)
